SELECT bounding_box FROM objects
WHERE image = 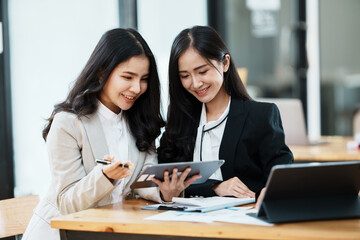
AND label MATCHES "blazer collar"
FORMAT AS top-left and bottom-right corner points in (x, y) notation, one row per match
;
(219, 98), (249, 180)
